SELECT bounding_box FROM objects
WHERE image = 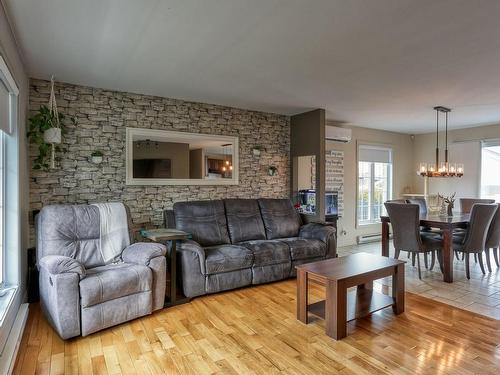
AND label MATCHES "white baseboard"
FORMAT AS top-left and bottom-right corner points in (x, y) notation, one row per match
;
(0, 303), (28, 375)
